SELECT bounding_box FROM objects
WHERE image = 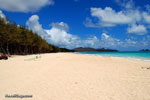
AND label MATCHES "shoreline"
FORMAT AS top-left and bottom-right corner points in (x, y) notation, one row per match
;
(74, 52), (150, 62)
